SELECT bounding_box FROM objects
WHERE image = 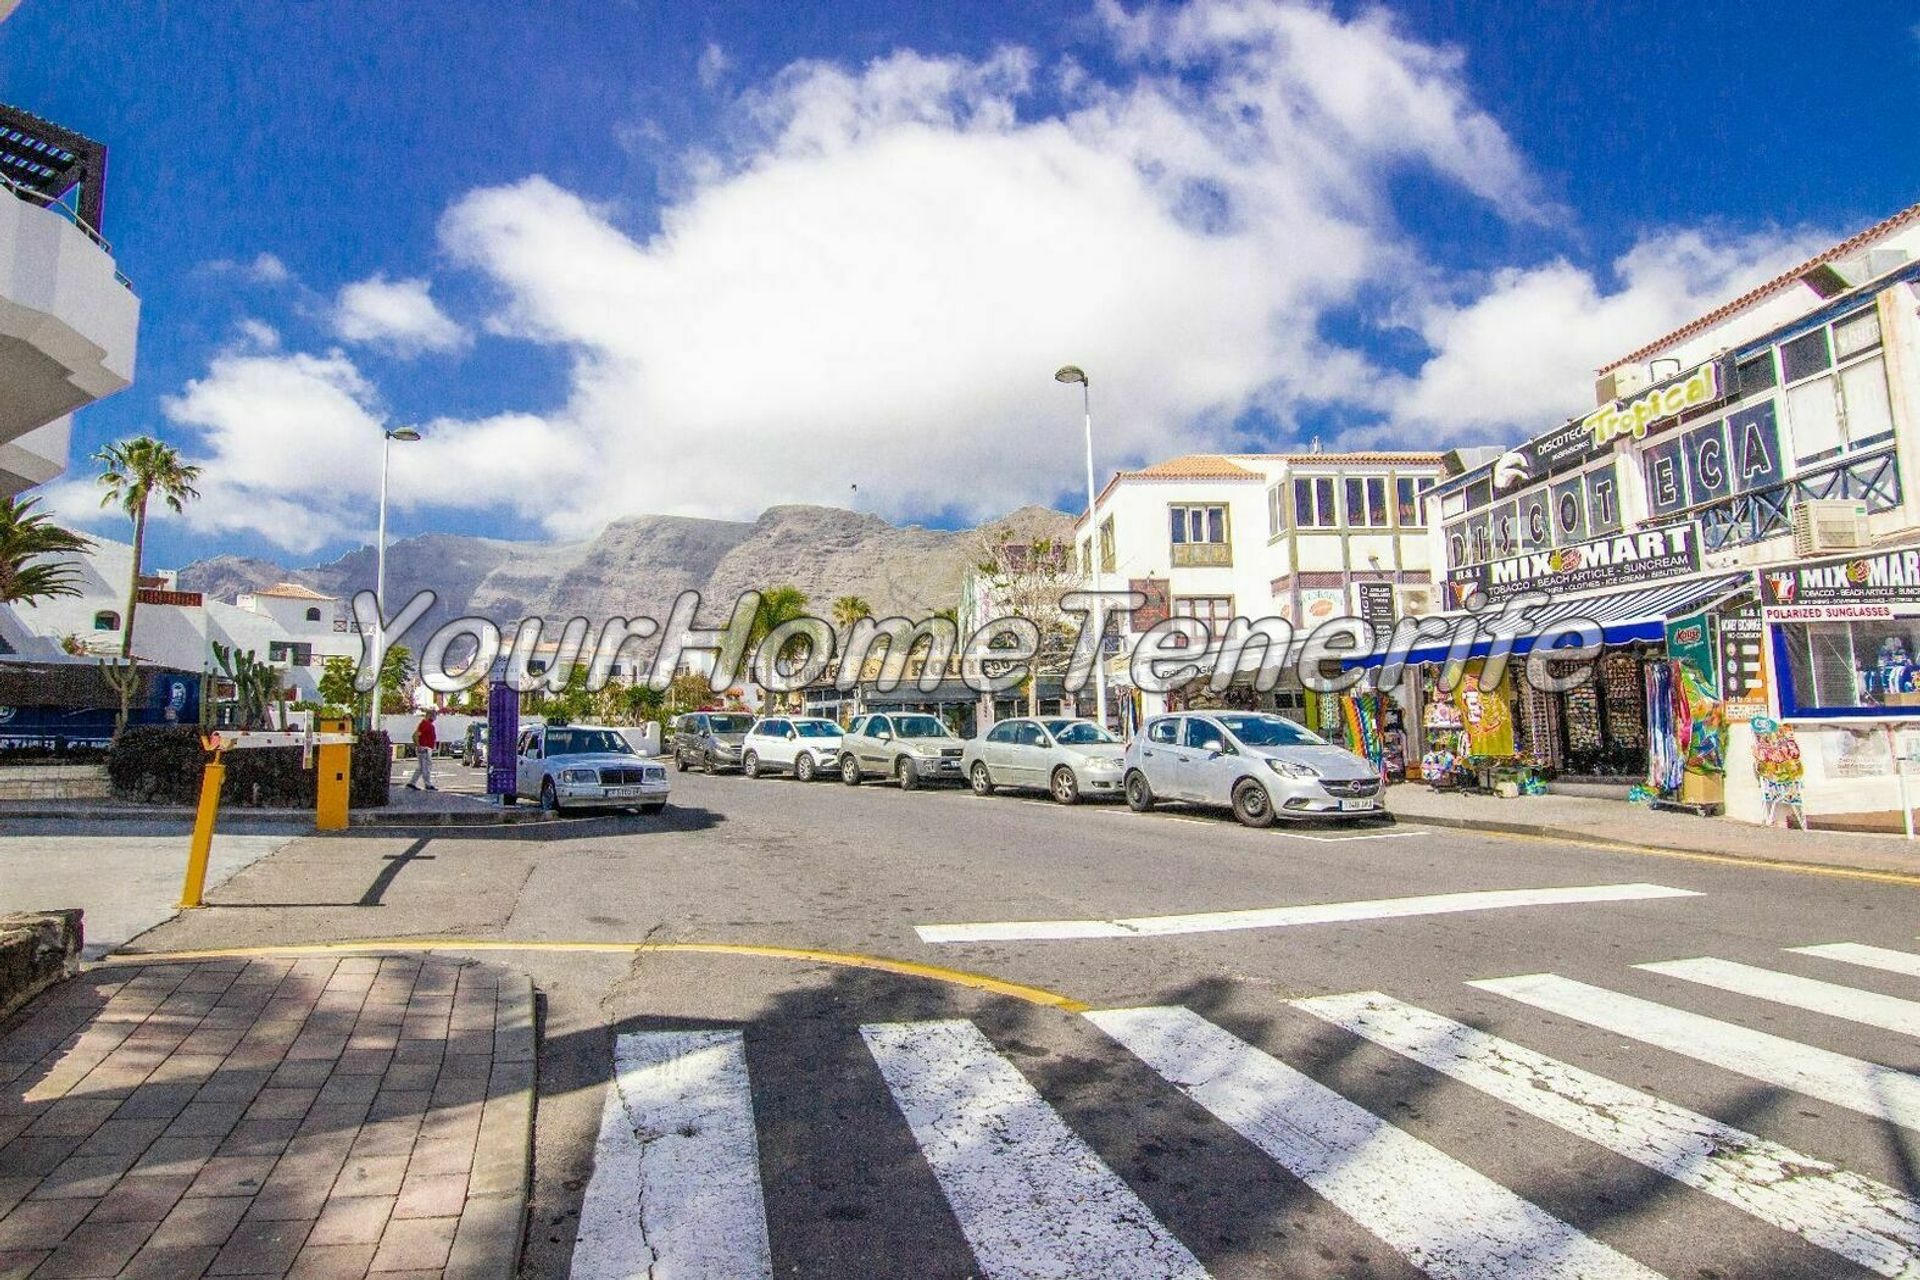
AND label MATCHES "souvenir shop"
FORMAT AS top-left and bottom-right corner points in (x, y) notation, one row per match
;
(1346, 569), (1751, 795)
